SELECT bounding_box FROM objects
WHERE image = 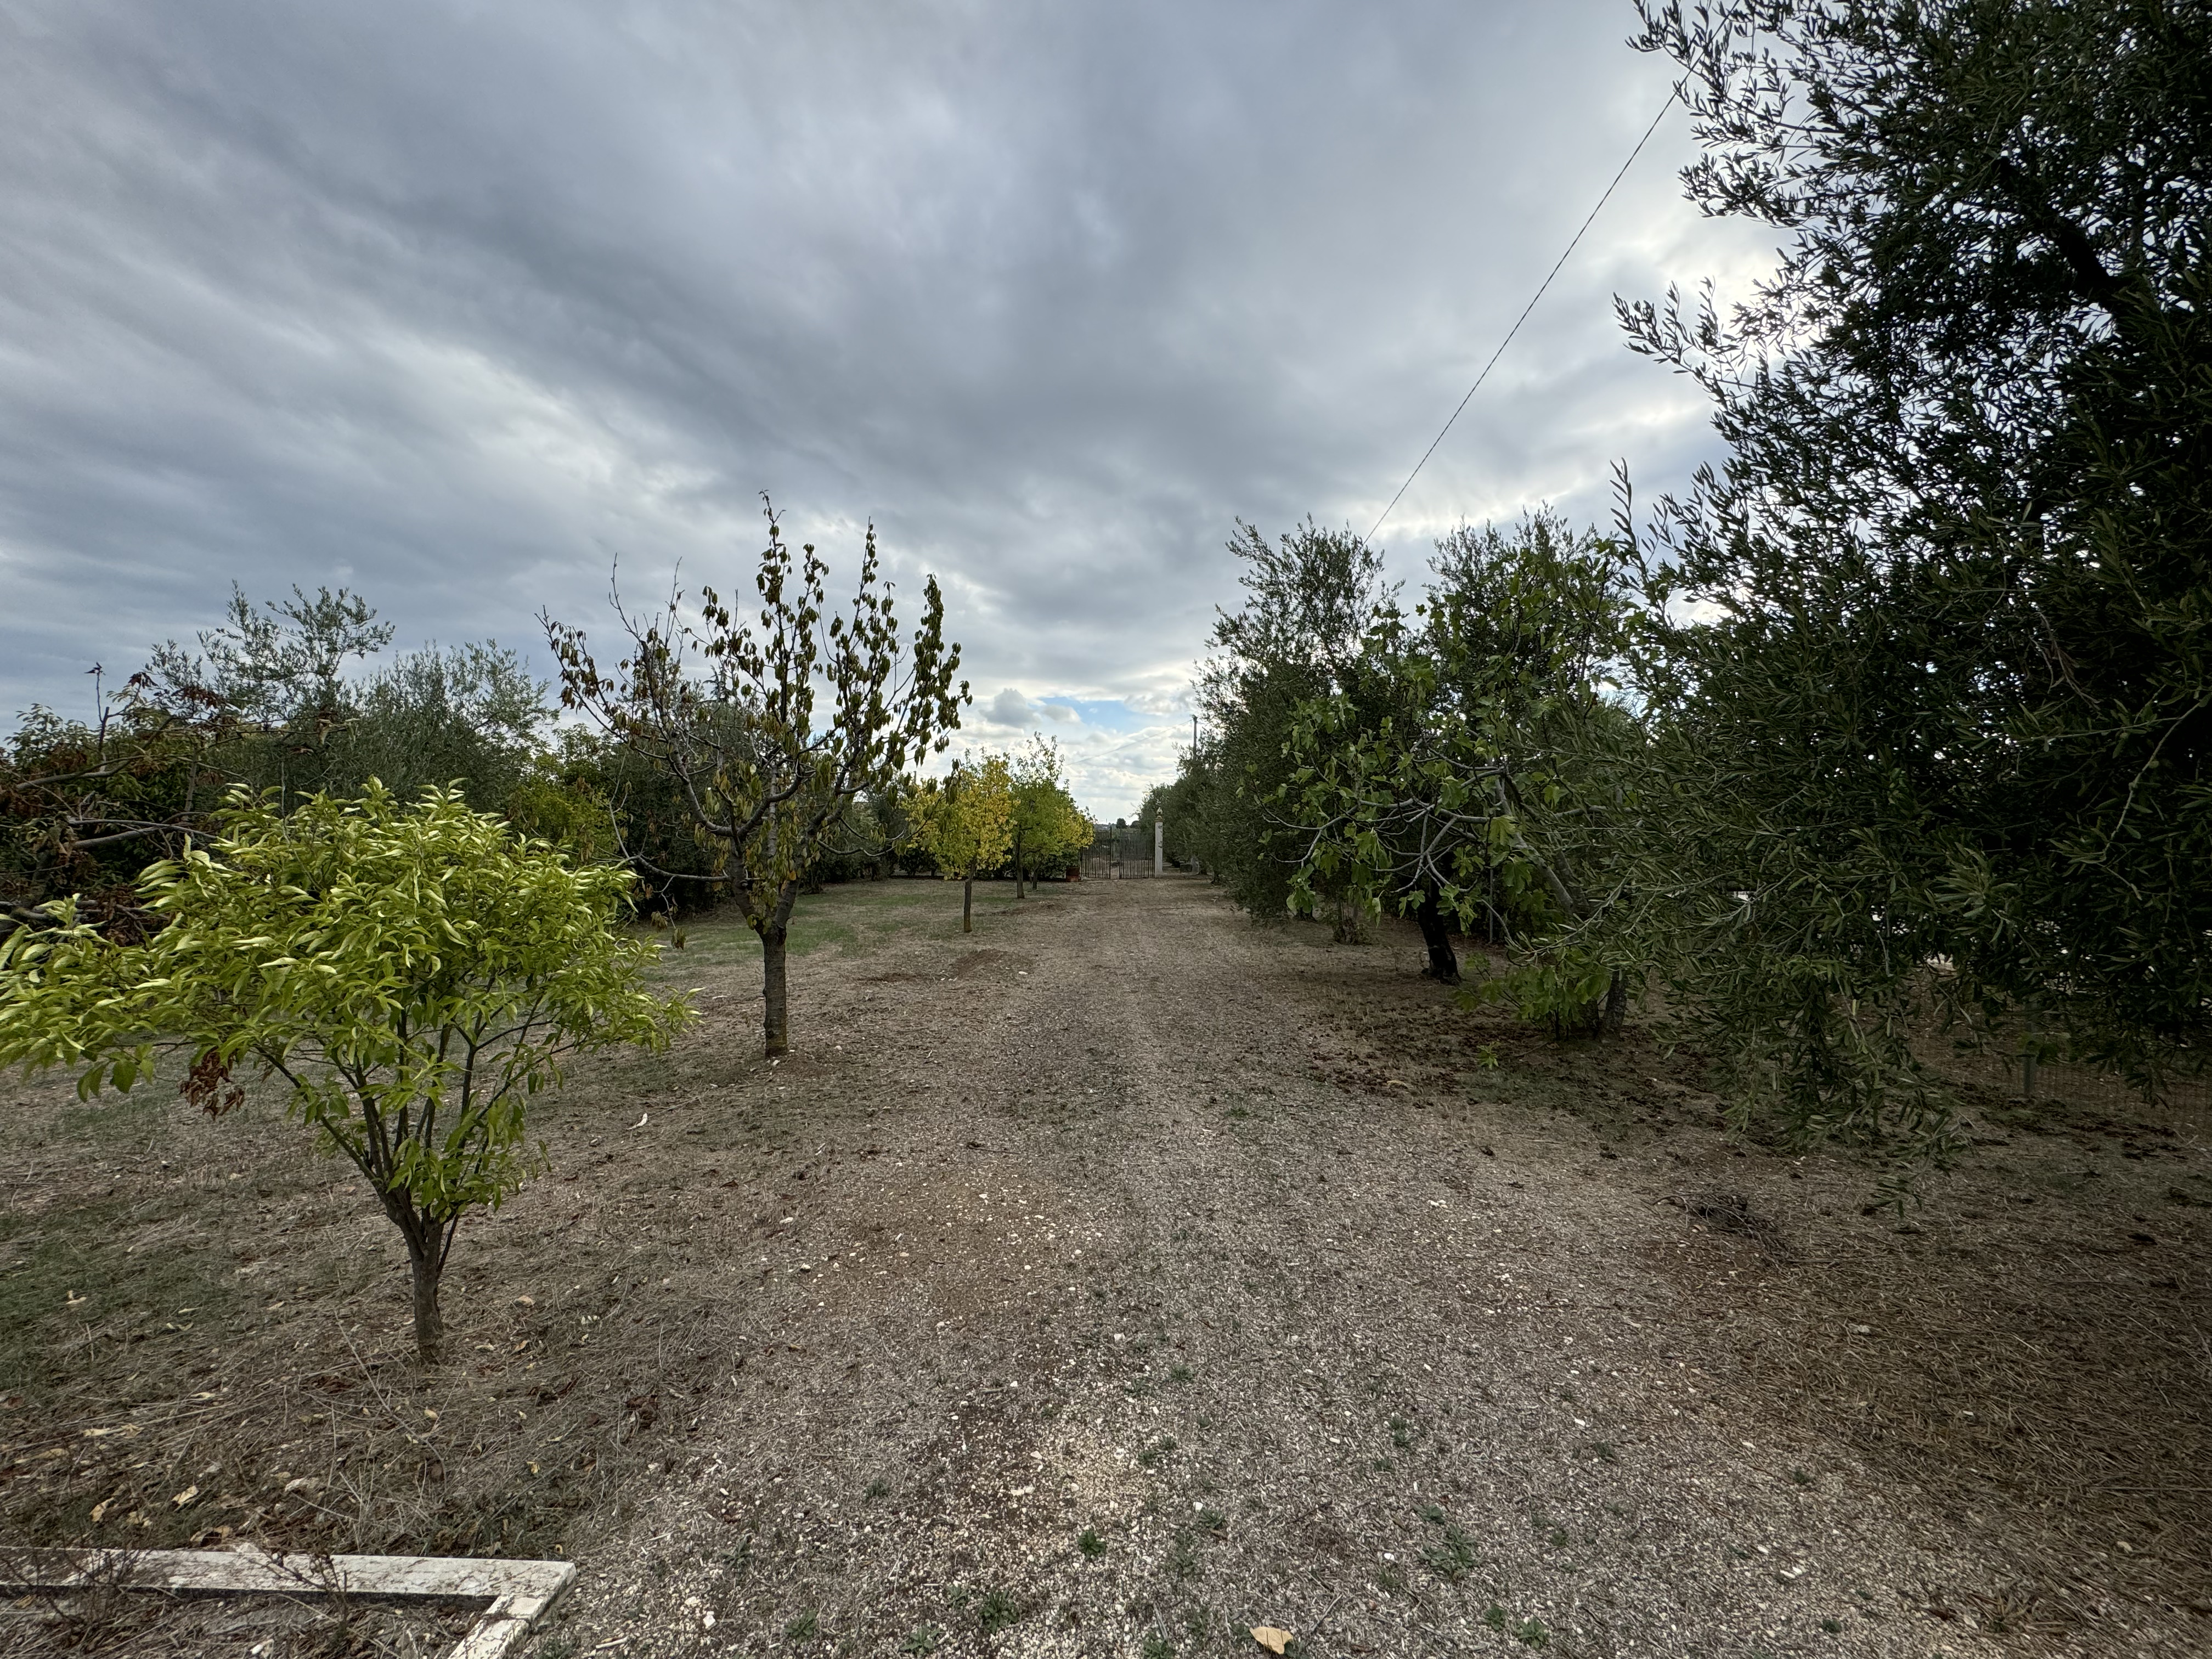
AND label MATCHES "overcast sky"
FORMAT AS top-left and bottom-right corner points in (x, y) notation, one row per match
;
(0, 1), (1770, 816)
